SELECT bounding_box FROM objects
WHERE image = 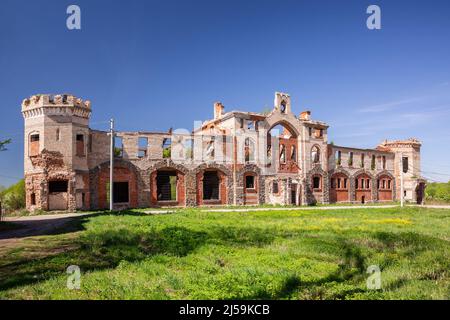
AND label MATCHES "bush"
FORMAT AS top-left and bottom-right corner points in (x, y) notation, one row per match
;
(0, 179), (26, 211)
(425, 181), (450, 202)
